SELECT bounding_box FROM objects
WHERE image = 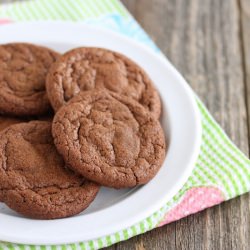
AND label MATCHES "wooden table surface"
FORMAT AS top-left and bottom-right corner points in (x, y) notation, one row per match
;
(1, 0), (250, 249)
